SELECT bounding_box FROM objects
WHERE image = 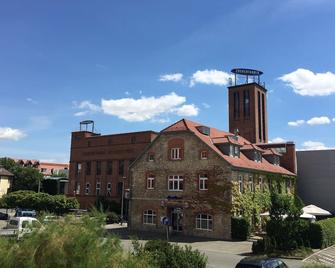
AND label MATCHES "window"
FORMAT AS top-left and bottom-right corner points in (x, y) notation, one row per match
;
(200, 151), (208, 160)
(234, 146), (240, 158)
(118, 160), (125, 176)
(148, 153), (155, 162)
(96, 182), (101, 195)
(143, 210), (156, 225)
(117, 182), (123, 196)
(259, 177), (263, 191)
(248, 176), (254, 192)
(75, 182), (80, 195)
(286, 179), (291, 193)
(238, 175), (244, 193)
(170, 148), (181, 160)
(233, 92), (240, 120)
(196, 214), (213, 231)
(85, 183), (90, 195)
(131, 136), (136, 143)
(254, 151), (262, 162)
(107, 161), (113, 175)
(199, 174), (208, 190)
(76, 163), (82, 176)
(147, 176), (155, 189)
(86, 161), (91, 175)
(243, 90), (250, 118)
(96, 161), (101, 175)
(168, 175), (184, 191)
(107, 182), (112, 196)
(273, 156), (280, 166)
